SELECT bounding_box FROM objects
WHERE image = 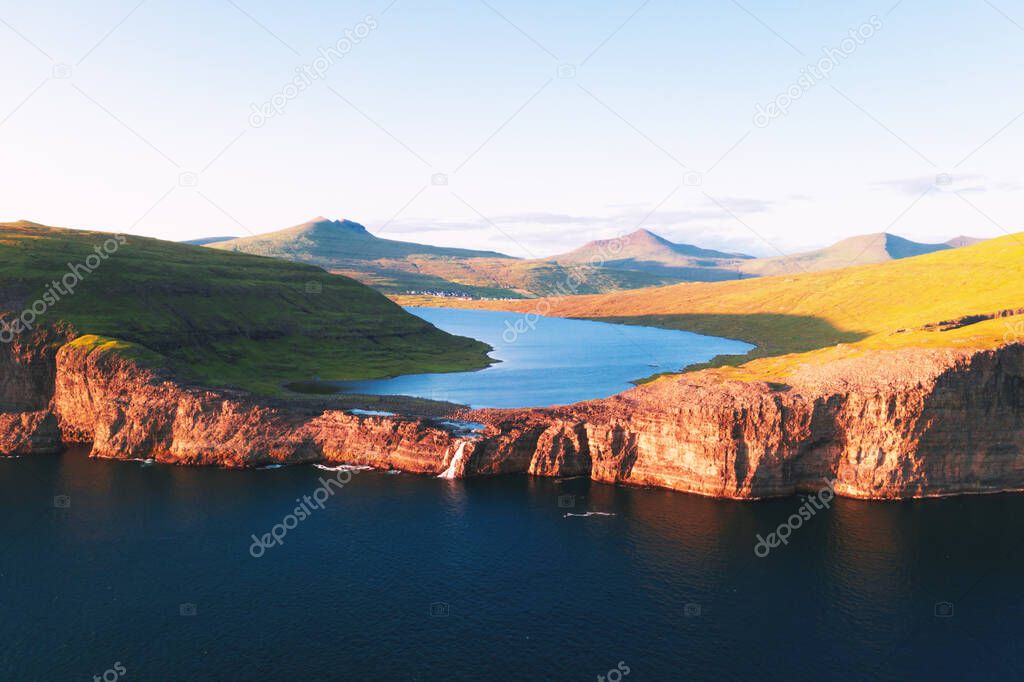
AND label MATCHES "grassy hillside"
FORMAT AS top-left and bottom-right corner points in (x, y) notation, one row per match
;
(0, 221), (492, 395)
(210, 217), (512, 263)
(737, 232), (952, 277)
(398, 233), (1024, 380)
